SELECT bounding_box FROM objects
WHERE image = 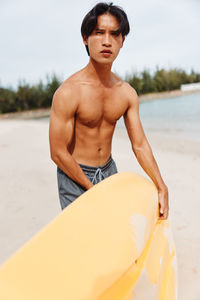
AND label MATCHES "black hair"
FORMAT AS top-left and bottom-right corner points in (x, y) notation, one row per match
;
(81, 2), (130, 56)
